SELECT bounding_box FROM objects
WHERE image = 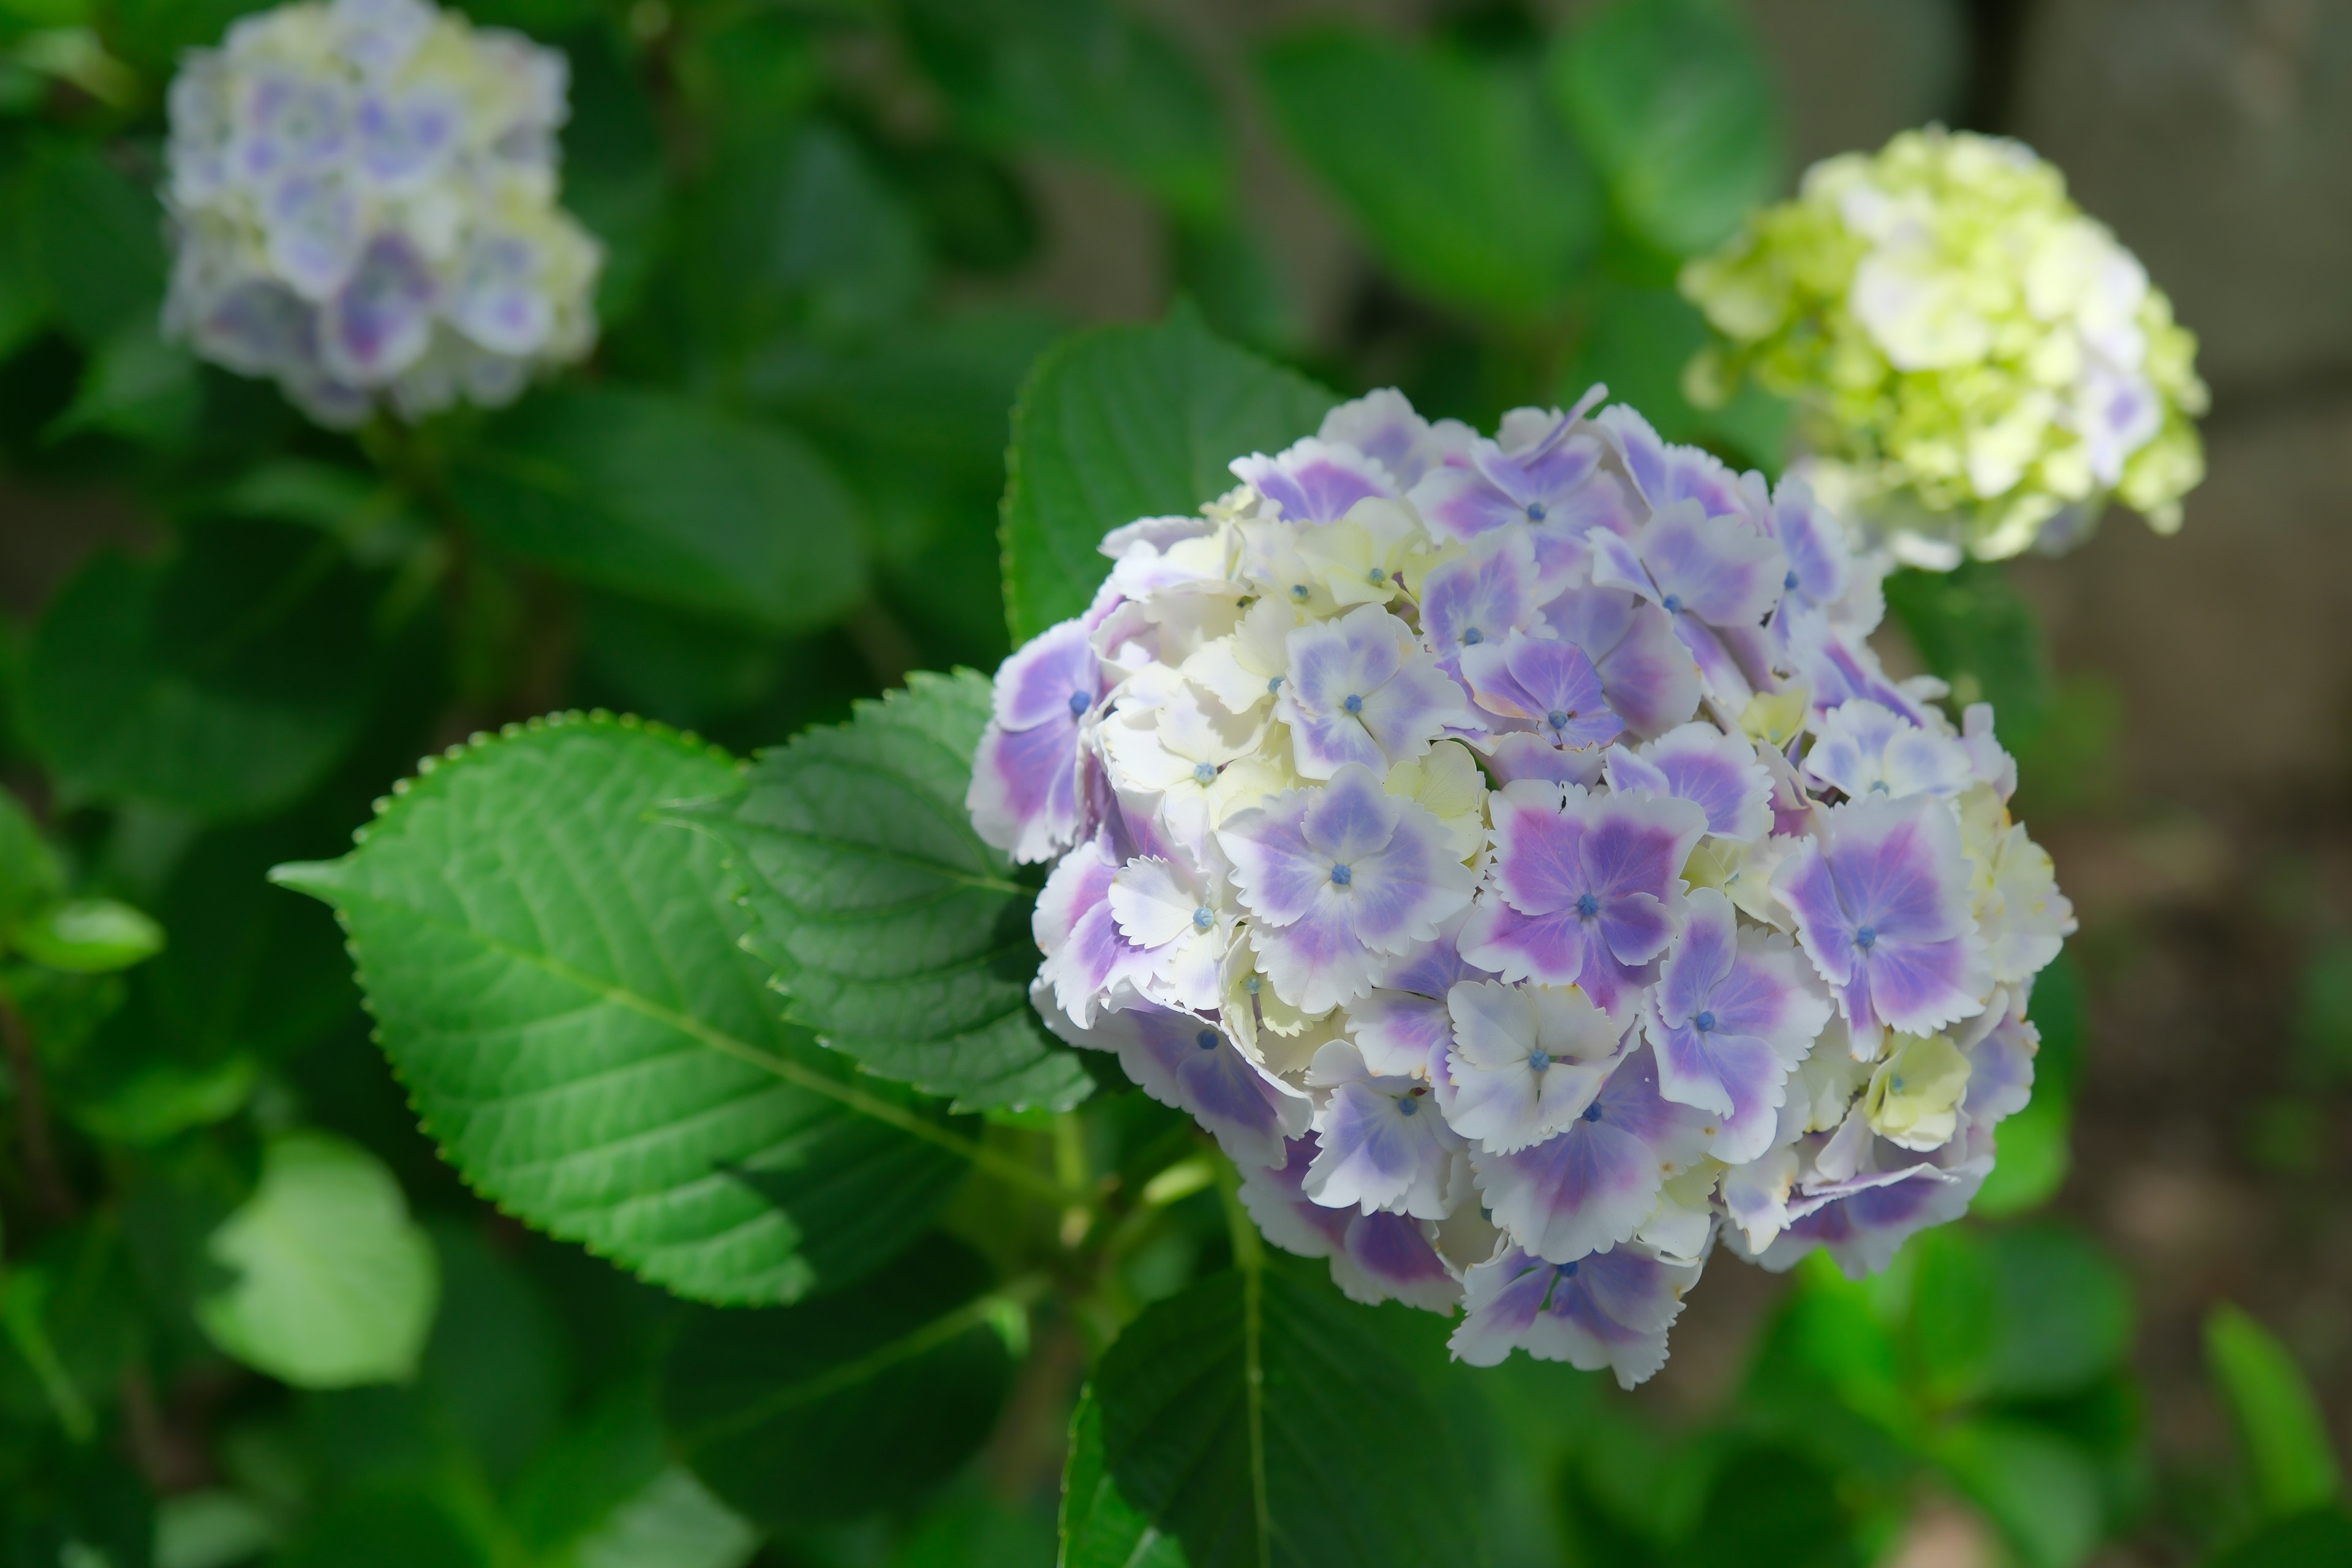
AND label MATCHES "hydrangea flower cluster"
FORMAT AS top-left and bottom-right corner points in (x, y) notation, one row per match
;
(162, 0), (602, 427)
(1681, 127), (2206, 569)
(970, 386), (2077, 1386)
